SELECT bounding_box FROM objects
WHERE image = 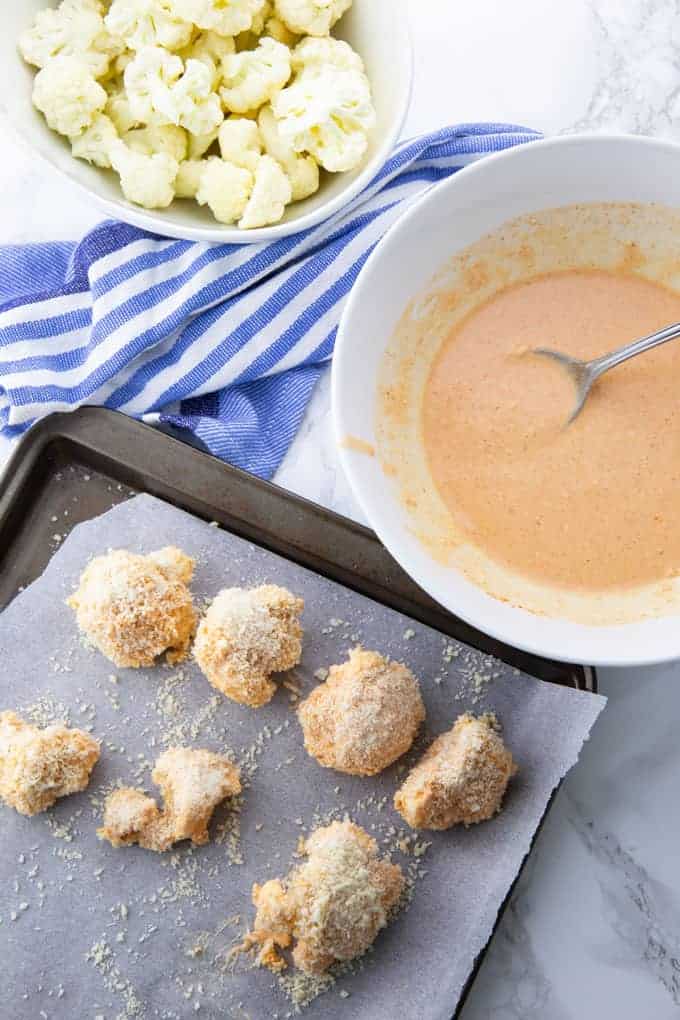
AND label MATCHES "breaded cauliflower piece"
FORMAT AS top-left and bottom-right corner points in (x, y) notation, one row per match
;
(194, 585), (303, 707)
(218, 117), (262, 171)
(274, 0), (351, 37)
(105, 0), (193, 52)
(247, 820), (403, 975)
(175, 159), (207, 198)
(97, 786), (161, 847)
(98, 747), (241, 852)
(124, 123), (188, 162)
(168, 0), (267, 35)
(70, 111), (119, 167)
(394, 714), (518, 830)
(195, 158), (253, 224)
(33, 56), (108, 138)
(258, 104), (318, 202)
(124, 44), (183, 122)
(67, 546), (196, 666)
(0, 711), (100, 817)
(220, 37), (291, 115)
(272, 50), (374, 173)
(298, 647), (425, 776)
(19, 0), (122, 78)
(239, 154), (292, 229)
